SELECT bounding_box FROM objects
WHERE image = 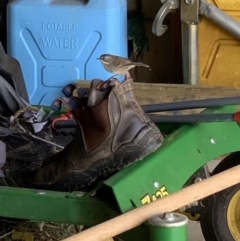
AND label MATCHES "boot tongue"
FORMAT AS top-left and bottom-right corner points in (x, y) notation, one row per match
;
(87, 79), (111, 107)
